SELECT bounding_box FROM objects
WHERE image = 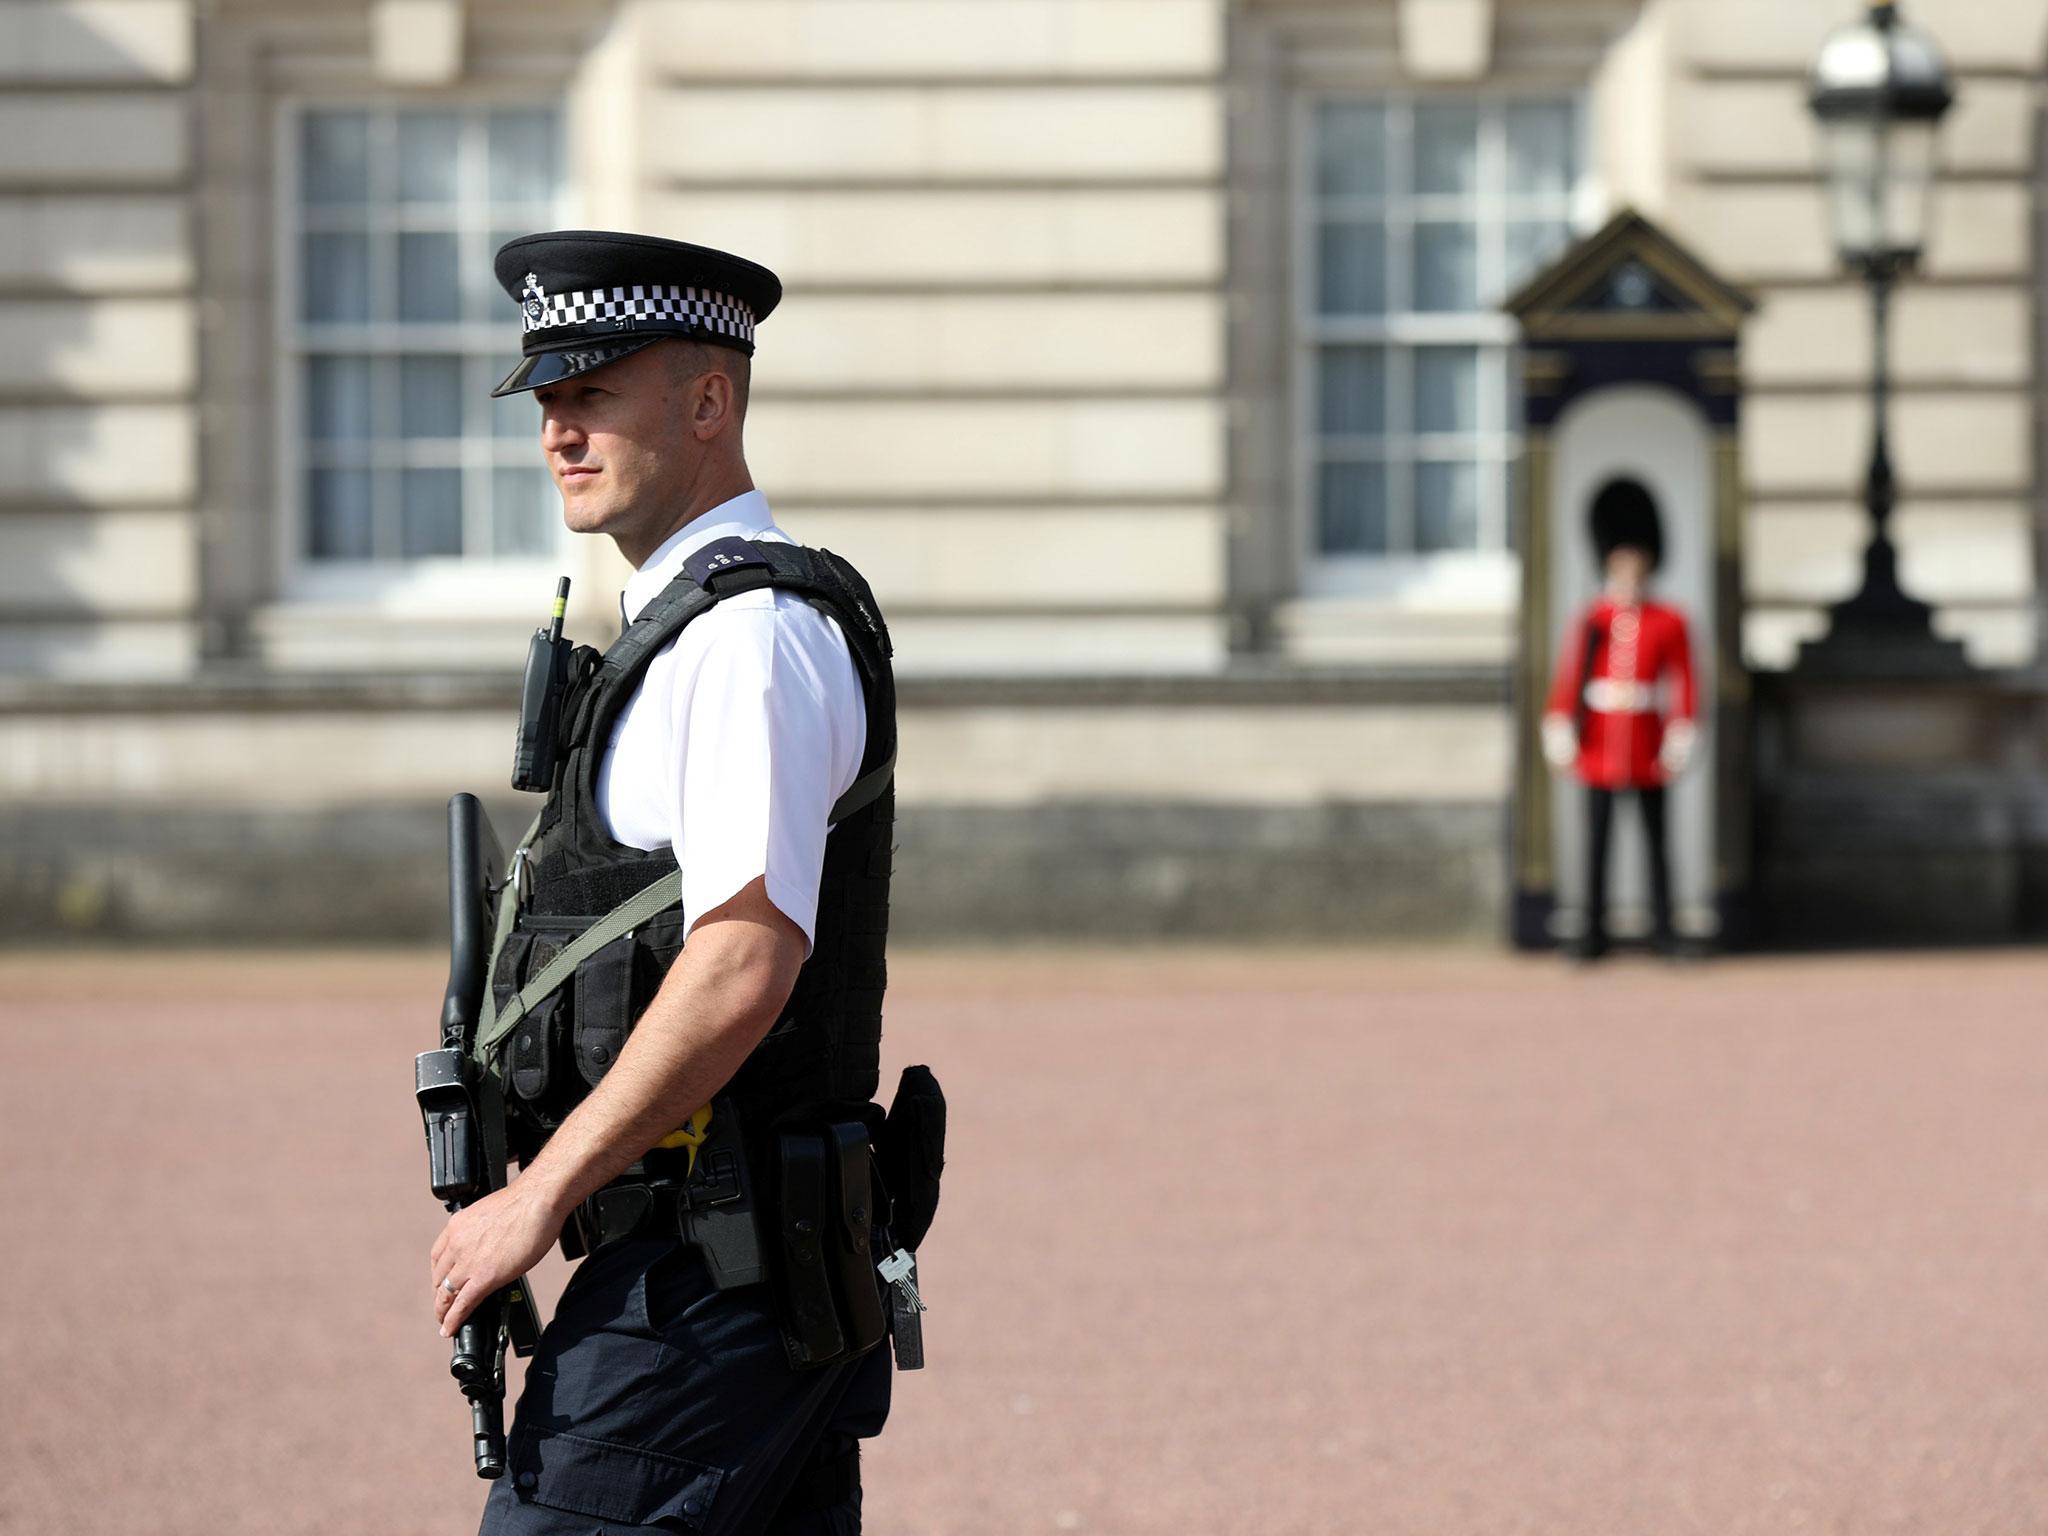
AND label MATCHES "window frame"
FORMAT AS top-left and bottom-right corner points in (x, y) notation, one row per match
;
(1290, 87), (1594, 605)
(272, 93), (572, 612)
